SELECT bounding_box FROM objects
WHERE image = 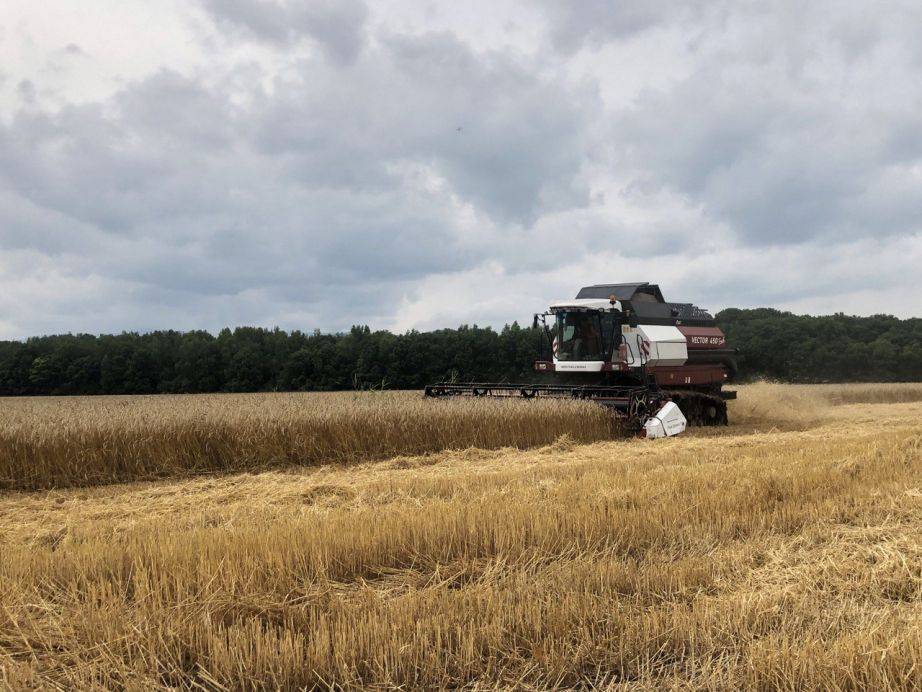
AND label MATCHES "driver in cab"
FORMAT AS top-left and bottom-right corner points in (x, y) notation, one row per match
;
(573, 316), (601, 360)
